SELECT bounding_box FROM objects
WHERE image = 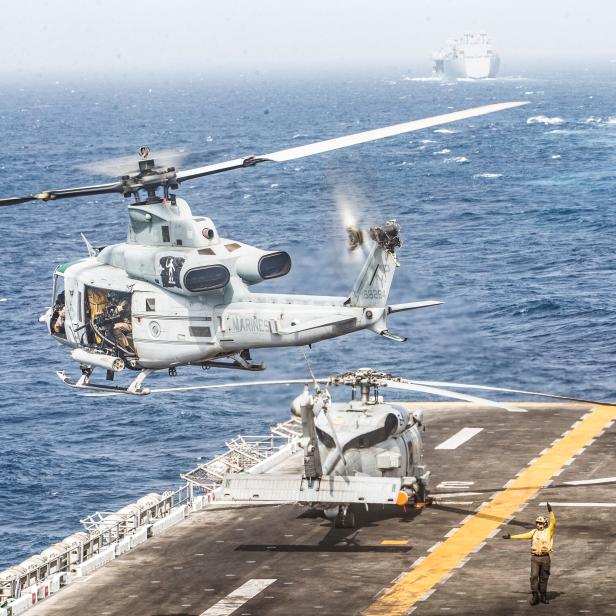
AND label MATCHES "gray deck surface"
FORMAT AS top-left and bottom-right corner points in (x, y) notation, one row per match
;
(28, 403), (616, 616)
